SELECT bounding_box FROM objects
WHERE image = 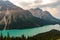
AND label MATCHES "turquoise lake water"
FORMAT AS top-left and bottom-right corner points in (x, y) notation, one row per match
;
(0, 24), (60, 37)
